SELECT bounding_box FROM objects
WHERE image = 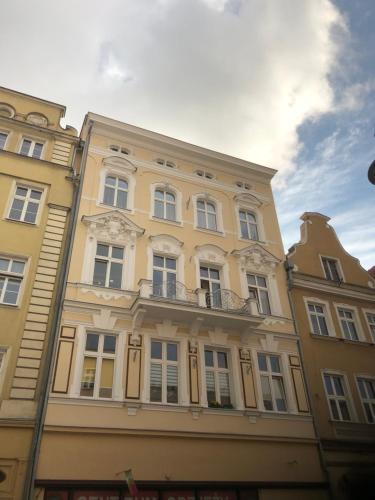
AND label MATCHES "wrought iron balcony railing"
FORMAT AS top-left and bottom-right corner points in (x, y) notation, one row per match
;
(151, 280), (198, 305)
